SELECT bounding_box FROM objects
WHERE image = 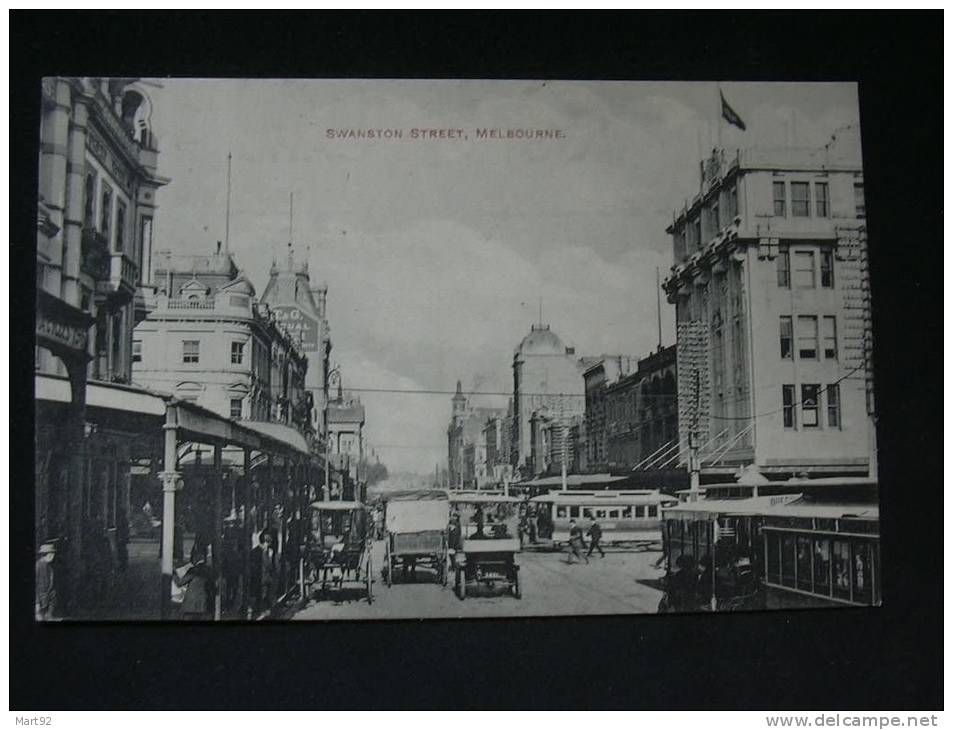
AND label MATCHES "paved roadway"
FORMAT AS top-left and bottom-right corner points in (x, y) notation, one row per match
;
(291, 539), (666, 620)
